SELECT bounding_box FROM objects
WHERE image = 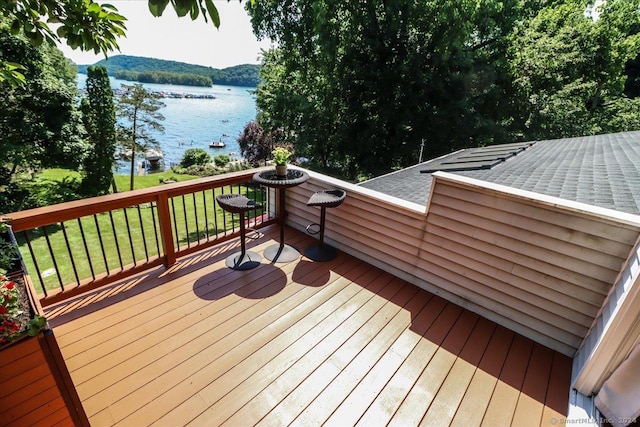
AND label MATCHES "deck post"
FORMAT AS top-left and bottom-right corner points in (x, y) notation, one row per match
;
(156, 194), (176, 267)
